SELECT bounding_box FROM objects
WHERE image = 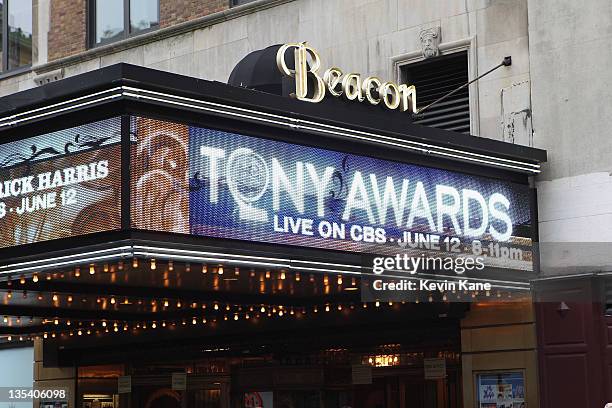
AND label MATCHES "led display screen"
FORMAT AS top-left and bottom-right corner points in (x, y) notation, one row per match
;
(0, 117), (122, 248)
(130, 117), (533, 271)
